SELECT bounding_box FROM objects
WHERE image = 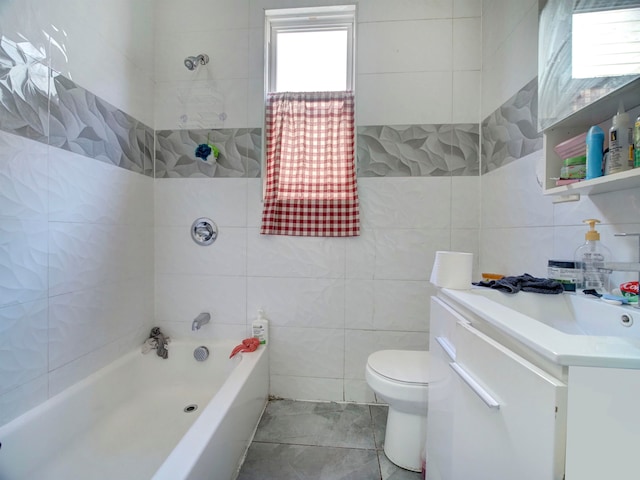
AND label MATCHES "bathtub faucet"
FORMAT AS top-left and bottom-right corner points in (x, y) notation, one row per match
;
(149, 327), (169, 359)
(192, 312), (211, 331)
